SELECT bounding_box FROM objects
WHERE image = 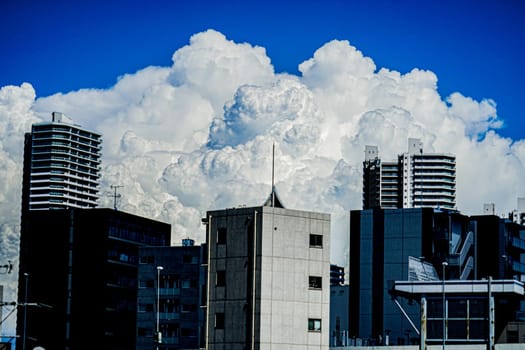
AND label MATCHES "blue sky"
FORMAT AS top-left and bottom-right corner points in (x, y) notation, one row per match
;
(1, 0), (524, 139)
